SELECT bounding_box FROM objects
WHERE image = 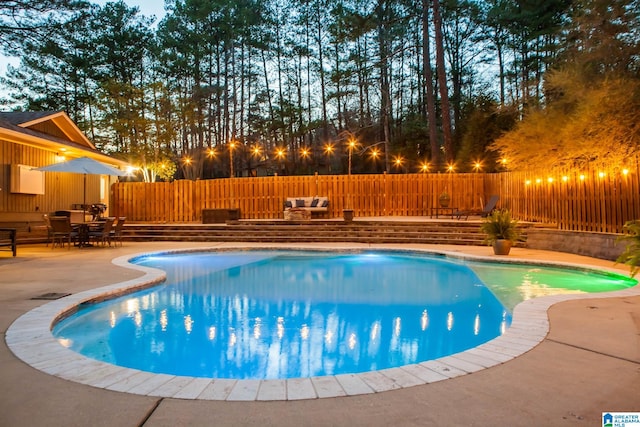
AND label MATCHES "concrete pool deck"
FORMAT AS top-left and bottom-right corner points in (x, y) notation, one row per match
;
(0, 241), (638, 426)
